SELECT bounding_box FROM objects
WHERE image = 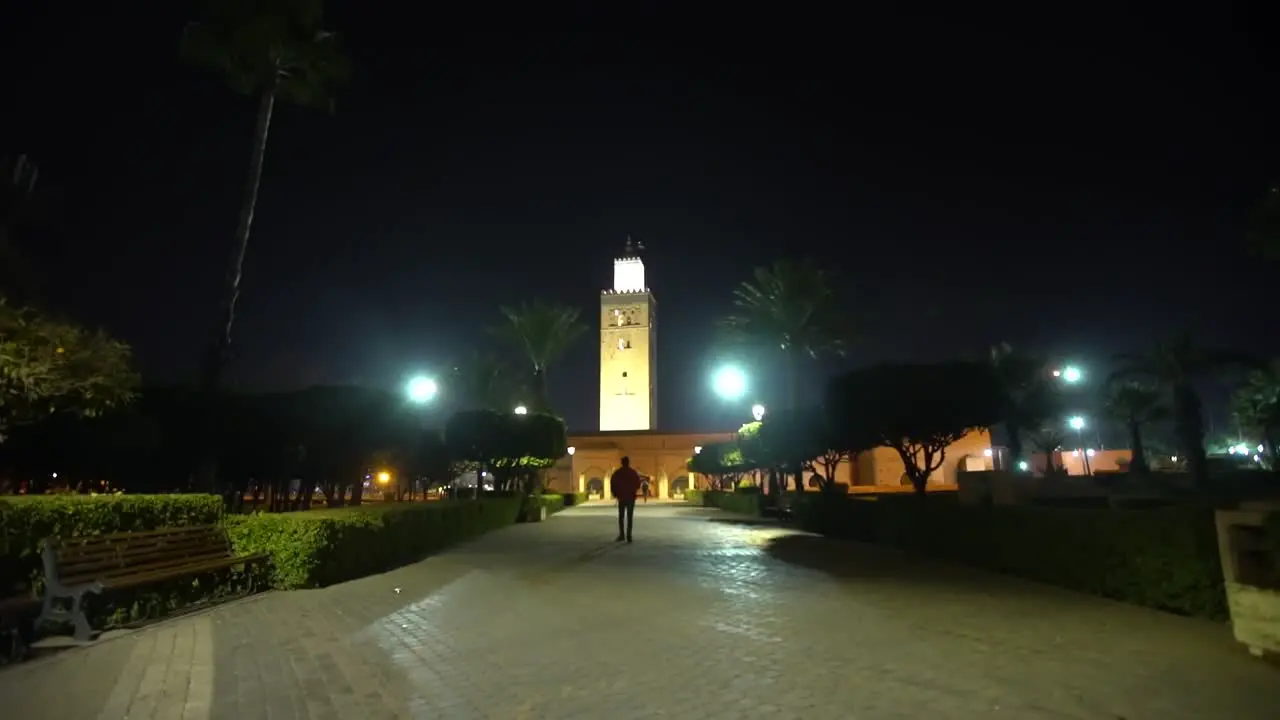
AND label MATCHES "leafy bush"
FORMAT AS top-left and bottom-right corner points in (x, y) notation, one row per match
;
(684, 489), (704, 506)
(531, 493), (566, 519)
(0, 494), (223, 597)
(798, 495), (1227, 619)
(226, 498), (522, 589)
(562, 492), (589, 507)
(701, 490), (762, 516)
